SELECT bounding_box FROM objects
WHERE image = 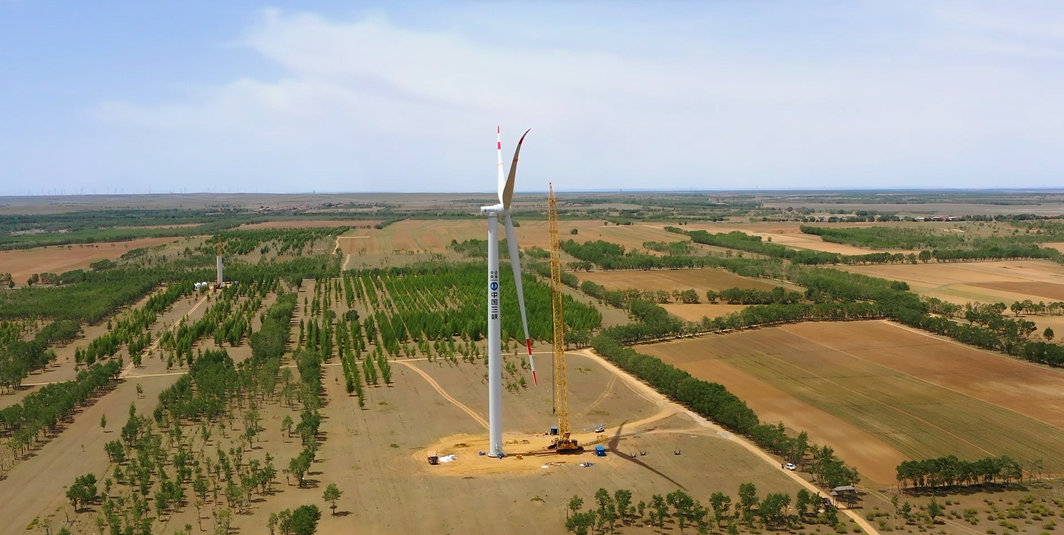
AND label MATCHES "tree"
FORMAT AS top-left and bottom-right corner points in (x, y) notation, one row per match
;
(614, 489), (632, 523)
(1045, 327), (1055, 342)
(66, 473), (98, 512)
(759, 493), (791, 529)
(668, 490), (696, 534)
(281, 415), (294, 440)
(927, 497), (943, 522)
(568, 495), (584, 519)
(709, 492), (732, 525)
(290, 504), (321, 535)
(738, 483), (759, 524)
(100, 414), (107, 430)
(651, 494), (669, 531)
(323, 483), (342, 515)
(566, 511), (596, 535)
